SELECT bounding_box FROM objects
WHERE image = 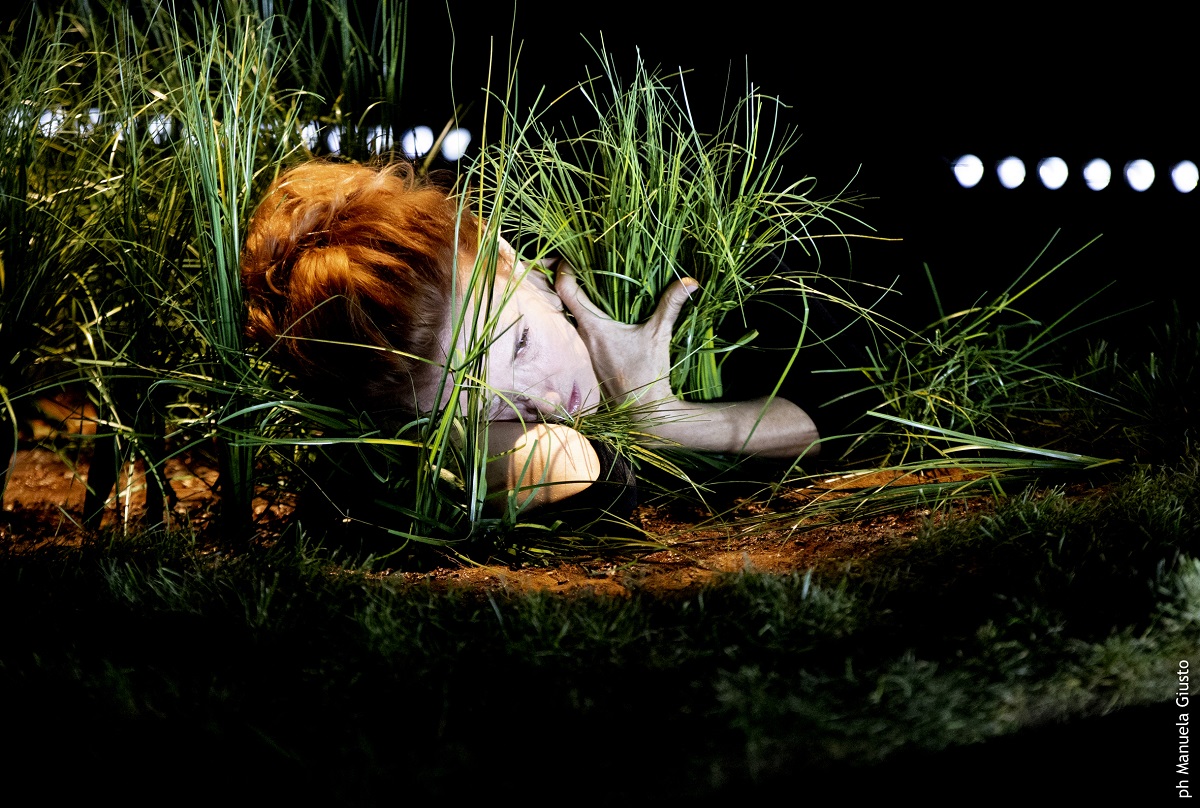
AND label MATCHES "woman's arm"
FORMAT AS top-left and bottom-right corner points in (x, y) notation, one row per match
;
(556, 266), (821, 459)
(485, 420), (600, 510)
(643, 395), (820, 458)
